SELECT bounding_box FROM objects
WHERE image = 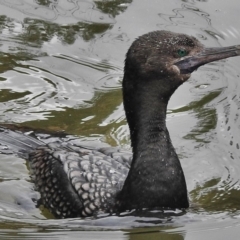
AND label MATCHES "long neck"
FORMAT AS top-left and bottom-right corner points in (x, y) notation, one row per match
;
(117, 76), (189, 211)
